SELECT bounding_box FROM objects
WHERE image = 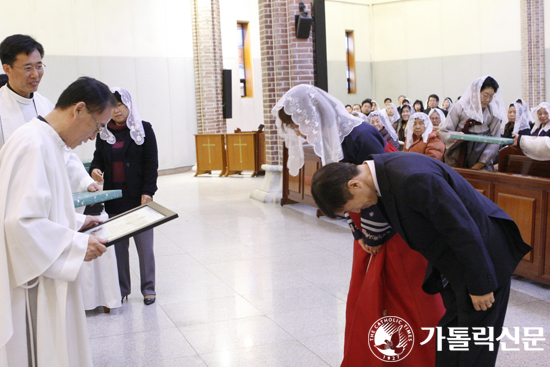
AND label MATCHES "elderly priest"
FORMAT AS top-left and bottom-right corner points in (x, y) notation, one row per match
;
(0, 77), (116, 367)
